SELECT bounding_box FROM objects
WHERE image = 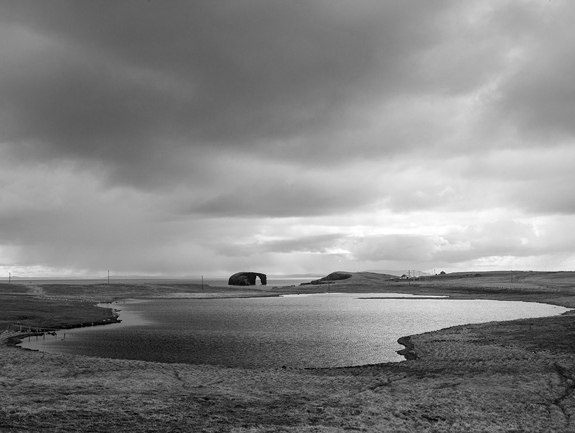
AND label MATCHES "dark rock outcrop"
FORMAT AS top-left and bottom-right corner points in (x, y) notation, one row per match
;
(397, 336), (418, 360)
(228, 272), (267, 286)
